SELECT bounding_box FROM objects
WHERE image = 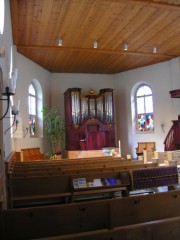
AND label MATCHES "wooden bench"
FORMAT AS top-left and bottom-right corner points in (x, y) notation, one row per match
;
(20, 147), (44, 161)
(8, 163), (178, 208)
(8, 168), (132, 208)
(154, 151), (171, 164)
(8, 175), (72, 208)
(6, 157), (134, 171)
(28, 215), (180, 239)
(168, 150), (180, 163)
(10, 161), (158, 177)
(3, 190), (180, 240)
(143, 149), (155, 163)
(135, 142), (156, 158)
